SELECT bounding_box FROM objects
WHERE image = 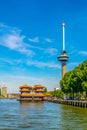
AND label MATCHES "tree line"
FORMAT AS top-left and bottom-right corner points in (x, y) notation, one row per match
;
(51, 60), (87, 100)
